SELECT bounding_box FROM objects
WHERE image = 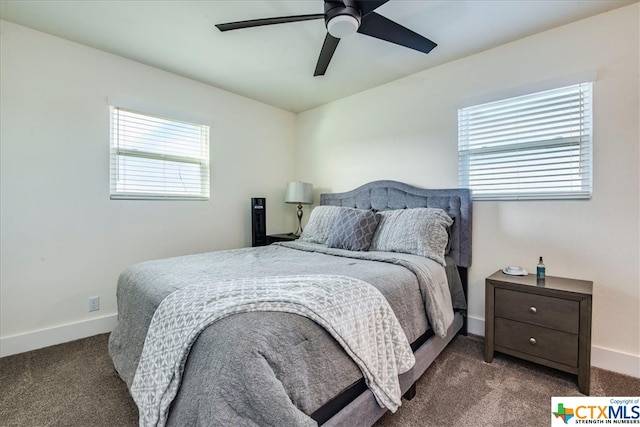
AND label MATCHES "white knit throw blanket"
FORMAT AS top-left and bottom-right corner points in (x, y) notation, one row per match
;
(131, 274), (416, 427)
